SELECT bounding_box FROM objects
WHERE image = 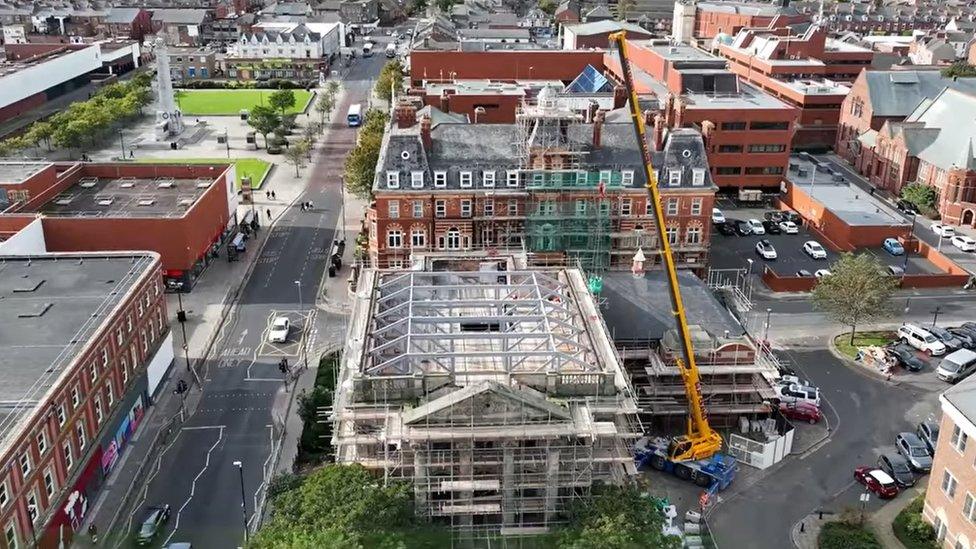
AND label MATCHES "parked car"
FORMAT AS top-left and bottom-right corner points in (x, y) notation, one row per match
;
(898, 323), (947, 355)
(949, 327), (976, 349)
(882, 238), (905, 256)
(796, 269), (813, 277)
(778, 401), (821, 424)
(764, 211), (786, 223)
(775, 383), (821, 407)
(712, 208), (726, 224)
(928, 325), (964, 351)
(814, 269), (832, 278)
(854, 467), (899, 499)
(802, 240), (828, 259)
(777, 374), (813, 388)
(779, 220), (799, 234)
(932, 223), (956, 238)
(877, 454), (916, 488)
(755, 239), (778, 260)
(887, 265), (905, 276)
(716, 222), (736, 236)
(951, 235), (976, 252)
(898, 323), (946, 355)
(735, 220), (753, 236)
(136, 505), (171, 545)
(895, 432), (933, 472)
(916, 421), (940, 455)
(887, 343), (927, 372)
(762, 220), (782, 234)
(268, 316), (291, 343)
(936, 348), (976, 383)
(747, 219), (766, 235)
(896, 199), (920, 214)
